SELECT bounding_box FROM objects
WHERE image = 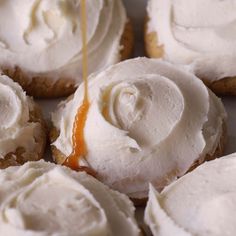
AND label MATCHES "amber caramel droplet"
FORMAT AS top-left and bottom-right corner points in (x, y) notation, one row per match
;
(63, 0), (95, 176)
(63, 98), (89, 170)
